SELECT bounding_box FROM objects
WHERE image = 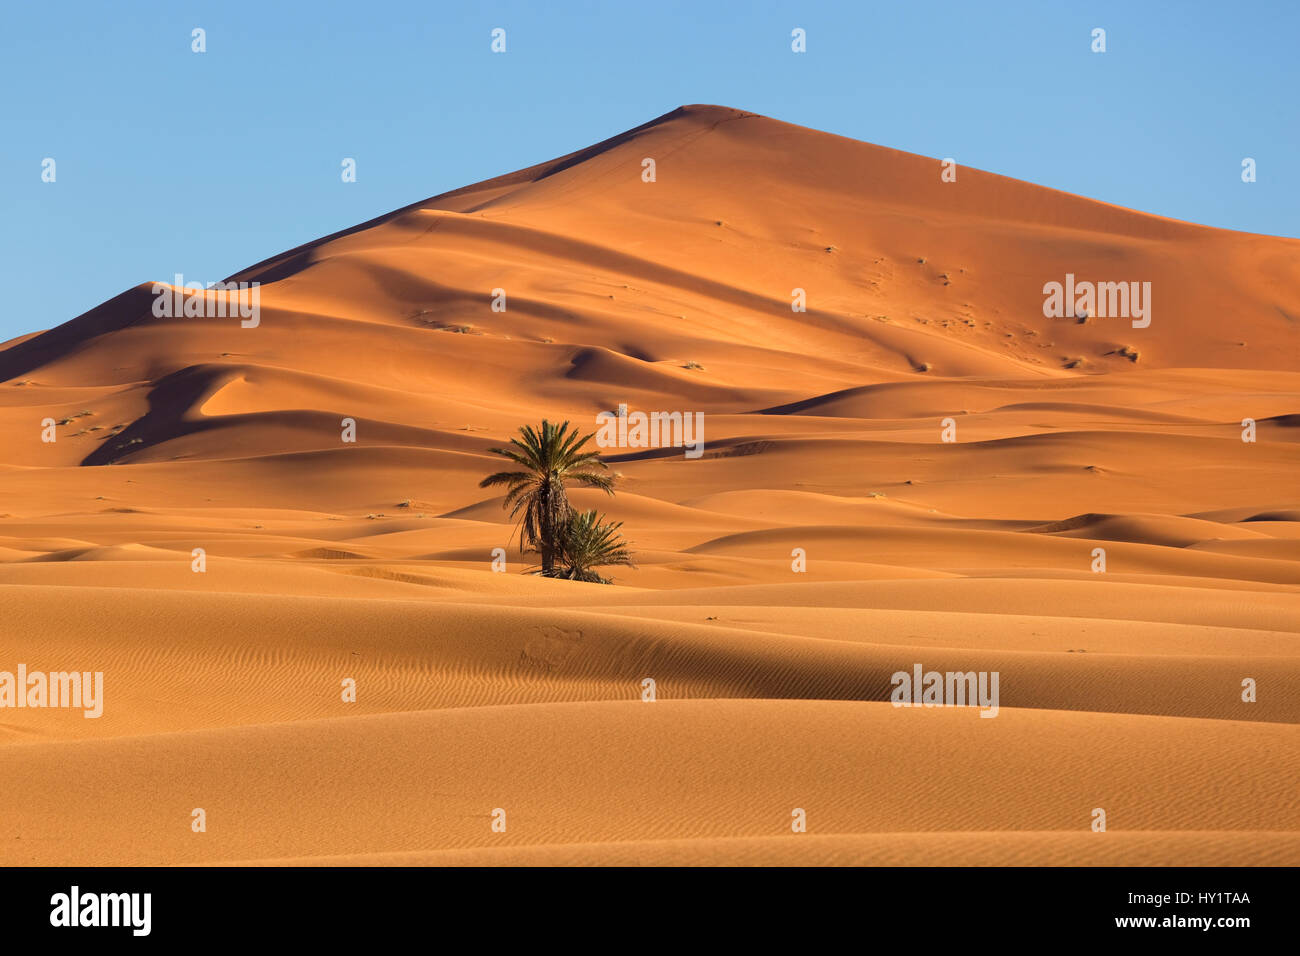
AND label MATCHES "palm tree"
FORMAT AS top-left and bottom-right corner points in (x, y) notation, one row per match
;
(479, 420), (614, 575)
(555, 510), (635, 584)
